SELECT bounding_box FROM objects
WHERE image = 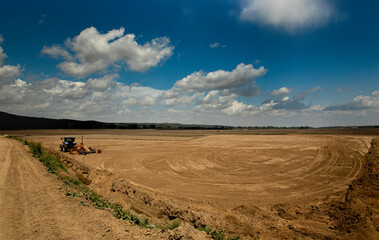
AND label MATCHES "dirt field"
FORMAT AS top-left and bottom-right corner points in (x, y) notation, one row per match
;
(2, 129), (379, 239)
